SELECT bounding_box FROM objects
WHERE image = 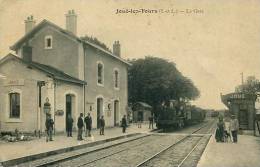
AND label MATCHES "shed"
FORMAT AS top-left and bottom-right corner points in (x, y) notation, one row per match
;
(132, 102), (152, 122)
(221, 92), (256, 130)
